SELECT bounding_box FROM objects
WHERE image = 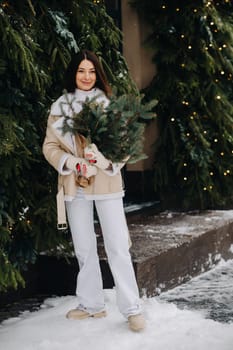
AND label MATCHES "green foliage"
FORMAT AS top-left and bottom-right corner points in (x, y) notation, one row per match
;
(0, 199), (25, 292)
(0, 0), (135, 291)
(62, 92), (157, 163)
(131, 0), (233, 209)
